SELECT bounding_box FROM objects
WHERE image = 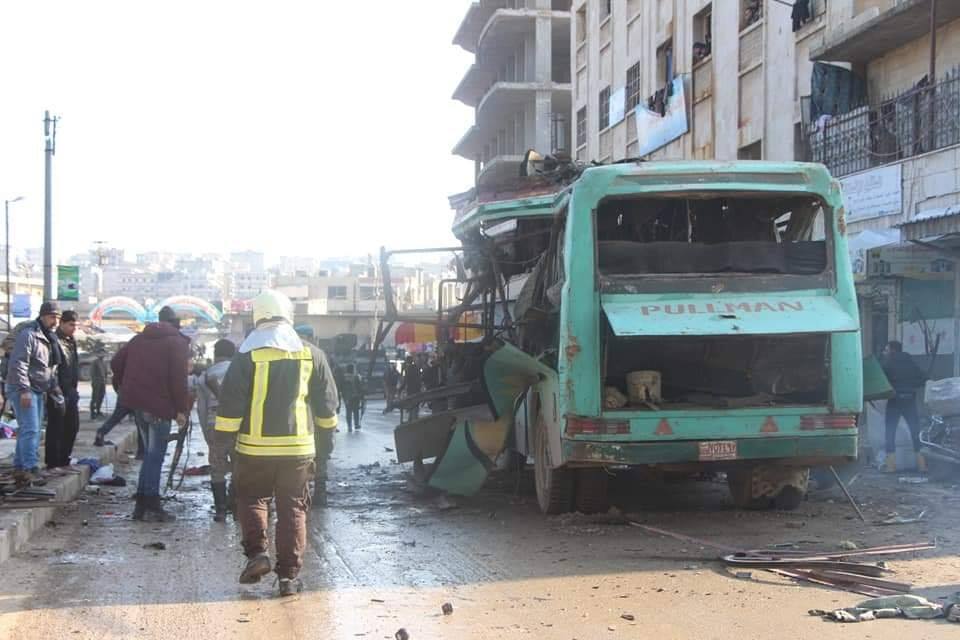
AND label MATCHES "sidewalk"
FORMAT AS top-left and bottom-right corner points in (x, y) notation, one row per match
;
(0, 390), (138, 564)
